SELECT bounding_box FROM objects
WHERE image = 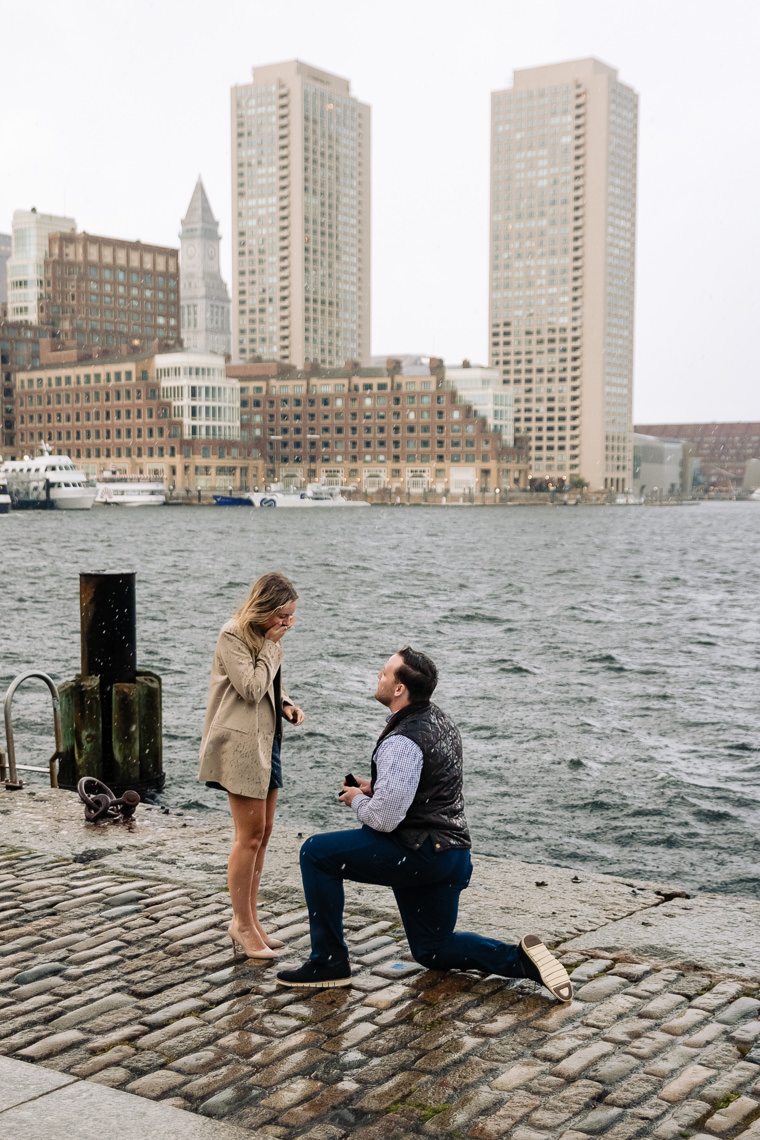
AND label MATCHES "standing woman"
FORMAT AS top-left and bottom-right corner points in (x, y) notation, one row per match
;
(199, 571), (304, 959)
